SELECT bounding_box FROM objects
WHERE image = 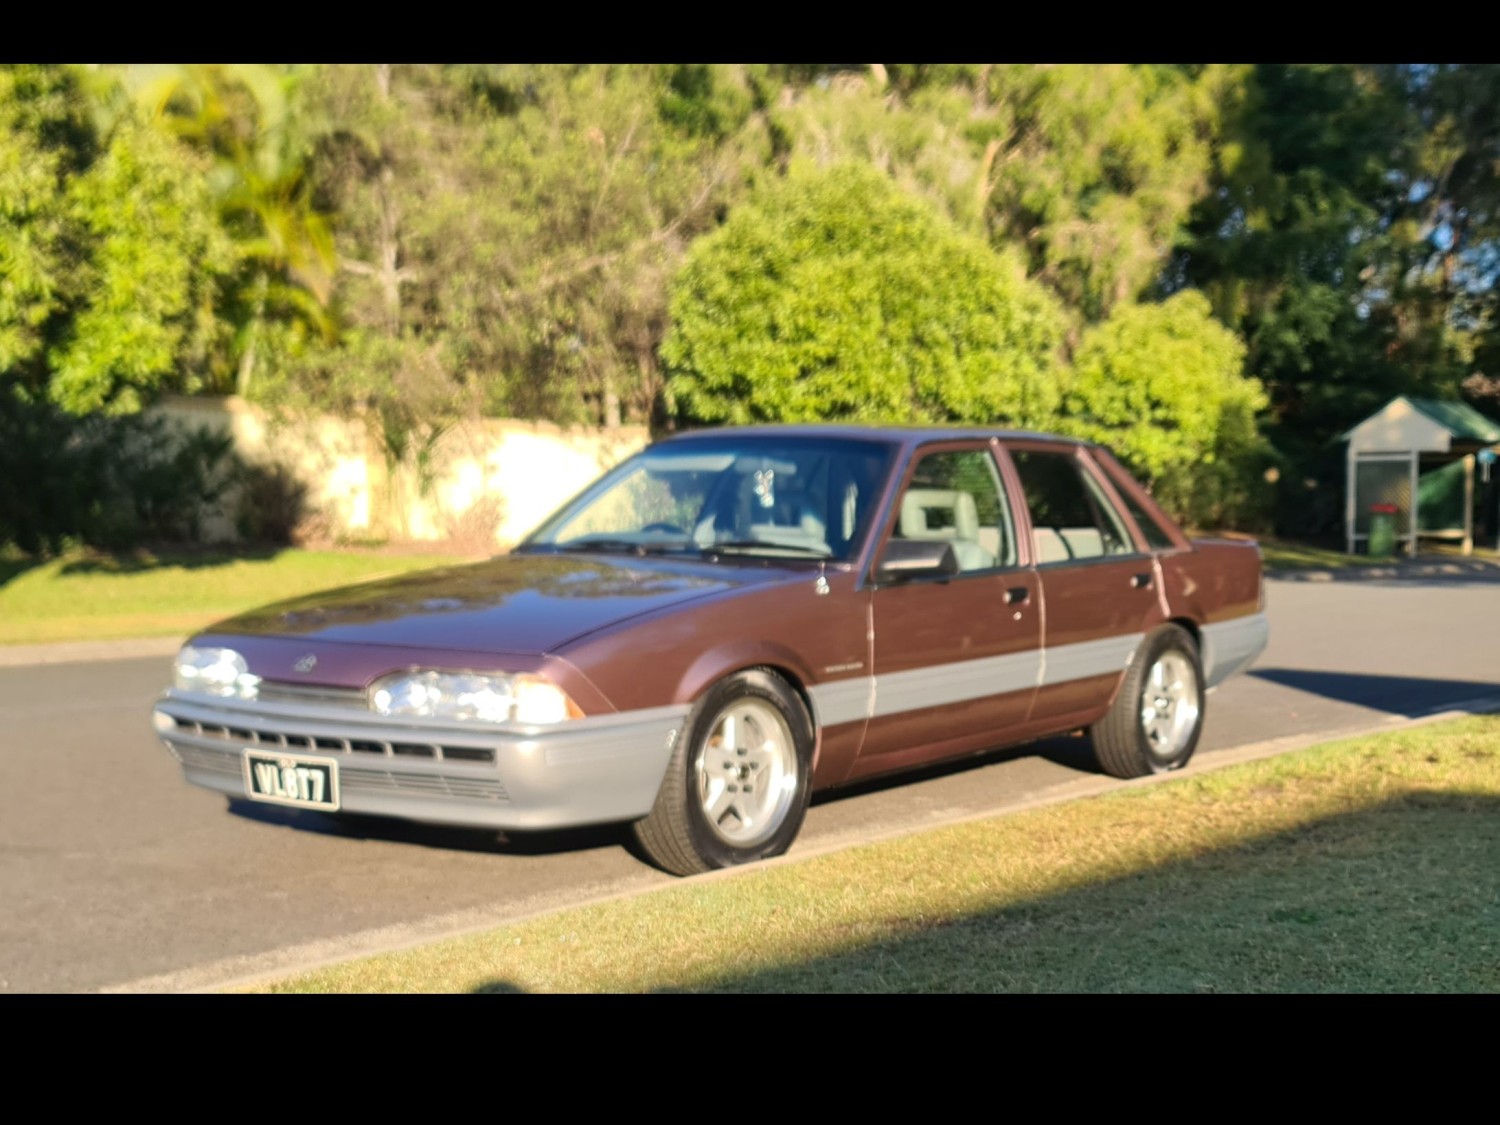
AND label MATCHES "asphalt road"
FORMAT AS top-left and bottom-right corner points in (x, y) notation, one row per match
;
(3, 572), (1498, 993)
